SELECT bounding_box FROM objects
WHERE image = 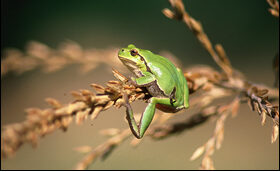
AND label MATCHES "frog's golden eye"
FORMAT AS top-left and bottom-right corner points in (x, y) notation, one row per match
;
(130, 49), (138, 56)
